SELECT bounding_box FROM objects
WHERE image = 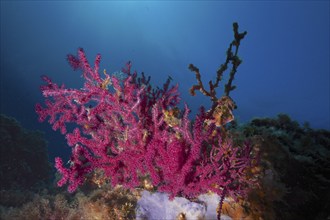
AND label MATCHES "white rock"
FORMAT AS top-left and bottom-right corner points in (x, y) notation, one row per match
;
(136, 190), (232, 220)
